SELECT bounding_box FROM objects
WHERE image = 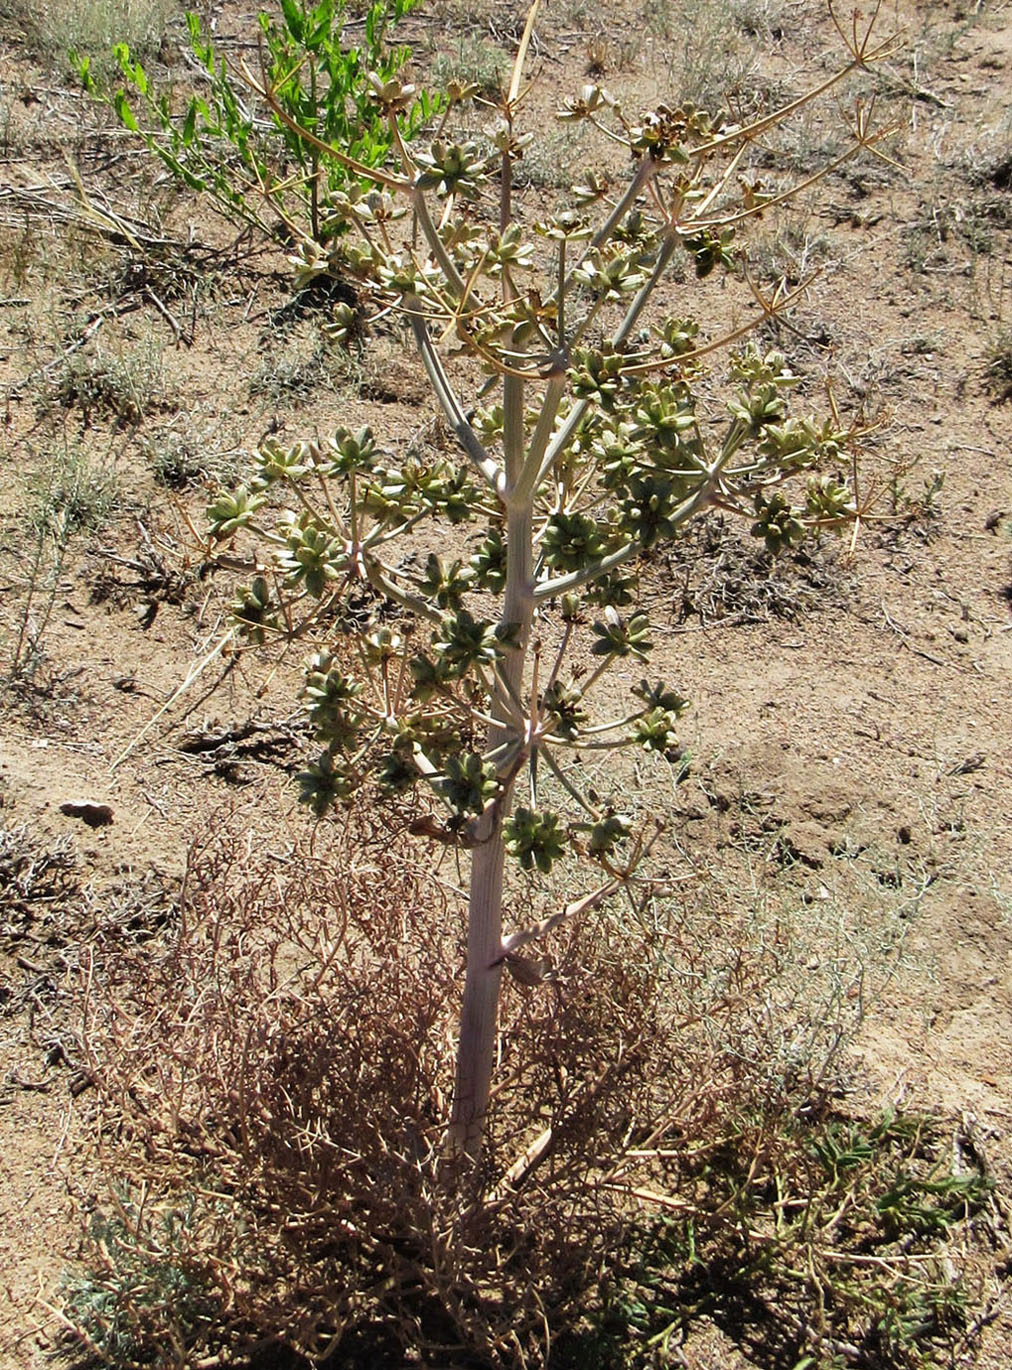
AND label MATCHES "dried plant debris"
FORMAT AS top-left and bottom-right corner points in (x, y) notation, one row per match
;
(0, 824), (177, 1022)
(657, 515), (855, 625)
(0, 824), (79, 937)
(56, 821), (1007, 1370)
